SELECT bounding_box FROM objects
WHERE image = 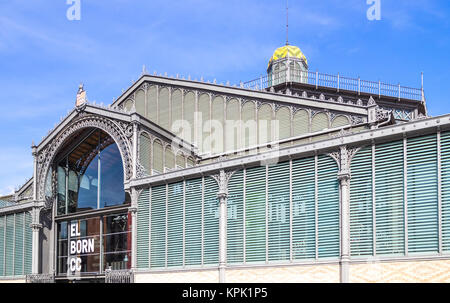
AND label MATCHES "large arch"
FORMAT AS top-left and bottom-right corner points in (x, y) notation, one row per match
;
(36, 113), (133, 203)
